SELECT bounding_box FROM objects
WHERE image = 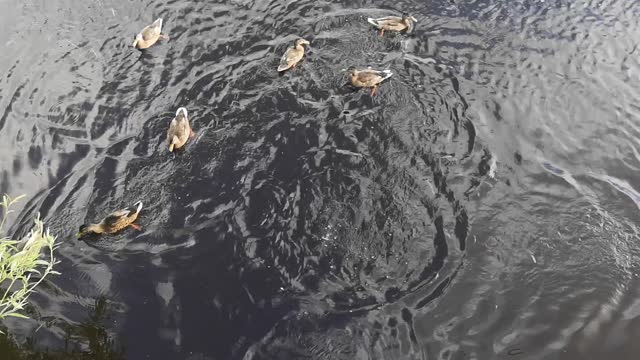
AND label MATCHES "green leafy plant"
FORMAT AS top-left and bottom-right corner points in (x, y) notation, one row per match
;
(0, 194), (60, 329)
